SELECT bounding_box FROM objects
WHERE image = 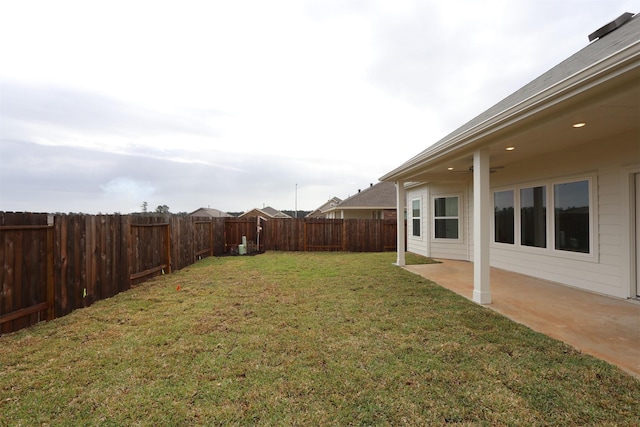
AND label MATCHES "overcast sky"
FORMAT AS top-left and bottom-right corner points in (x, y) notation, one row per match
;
(0, 0), (636, 214)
